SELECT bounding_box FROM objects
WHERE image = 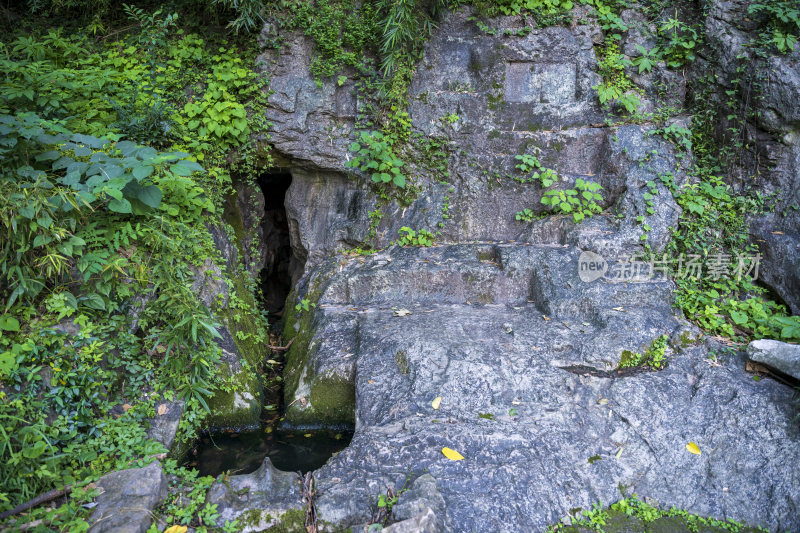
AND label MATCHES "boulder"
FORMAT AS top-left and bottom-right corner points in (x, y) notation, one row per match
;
(89, 461), (167, 533)
(747, 339), (800, 380)
(205, 458), (305, 532)
(701, 0), (800, 314)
